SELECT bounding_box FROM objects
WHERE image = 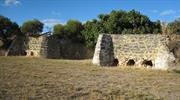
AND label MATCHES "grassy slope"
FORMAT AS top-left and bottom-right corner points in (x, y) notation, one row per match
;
(0, 57), (180, 100)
